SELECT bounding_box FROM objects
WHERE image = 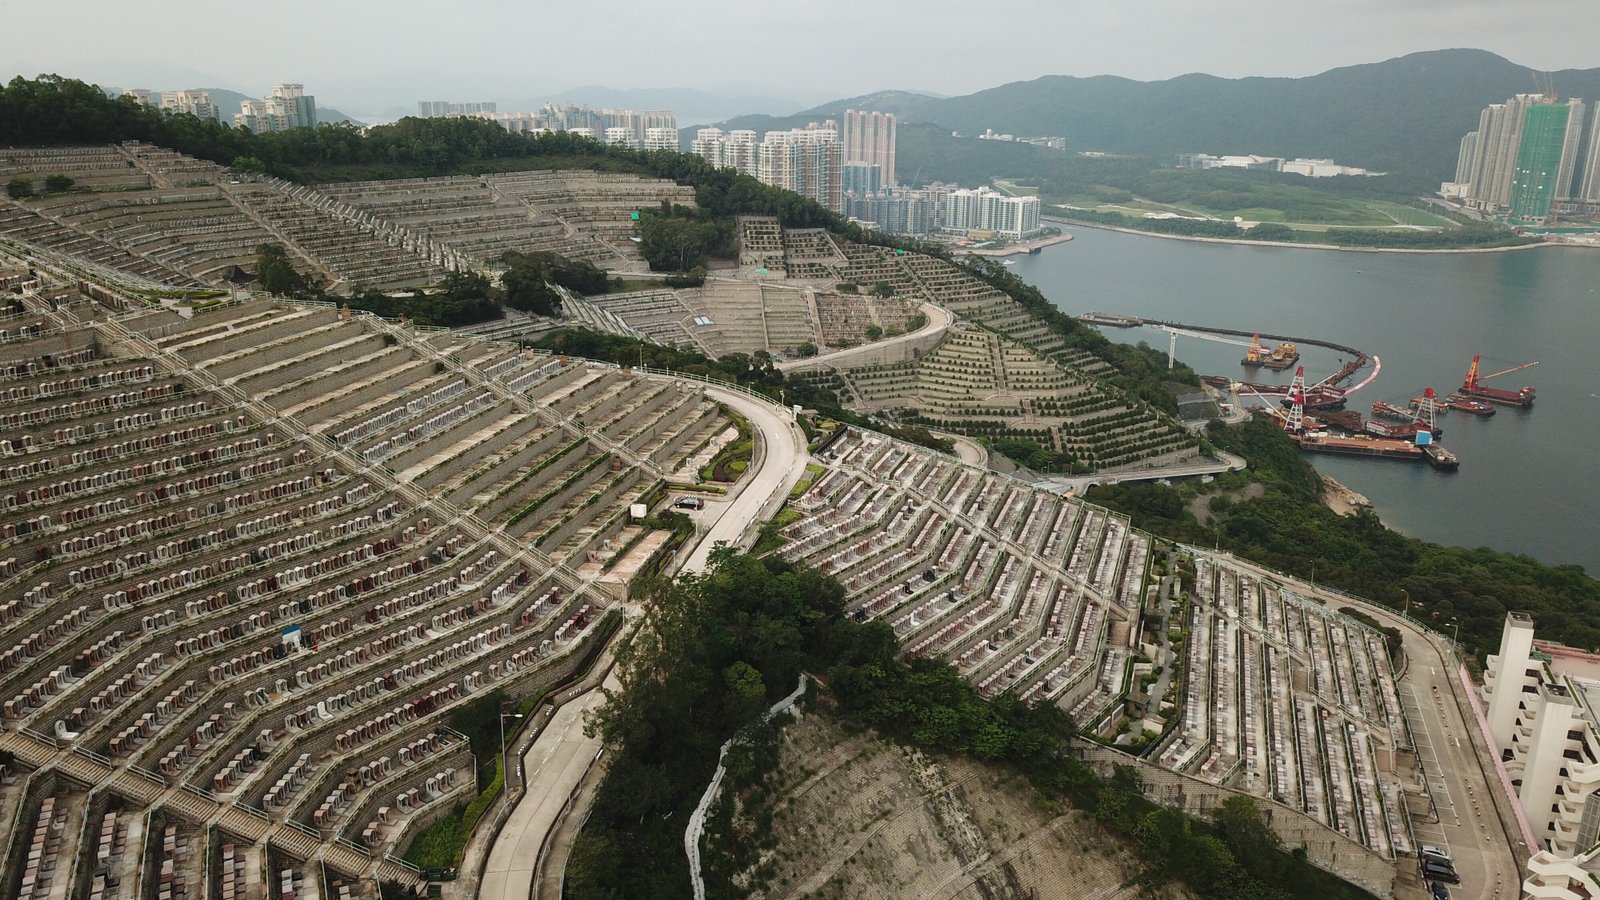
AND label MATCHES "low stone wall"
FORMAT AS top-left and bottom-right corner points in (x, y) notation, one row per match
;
(1078, 745), (1397, 897)
(781, 309), (948, 373)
